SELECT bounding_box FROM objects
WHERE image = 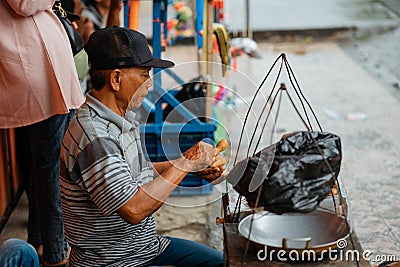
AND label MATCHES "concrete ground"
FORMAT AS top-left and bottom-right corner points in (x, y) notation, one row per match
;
(1, 1), (400, 266)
